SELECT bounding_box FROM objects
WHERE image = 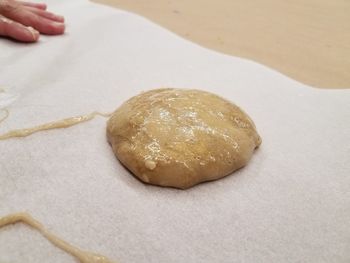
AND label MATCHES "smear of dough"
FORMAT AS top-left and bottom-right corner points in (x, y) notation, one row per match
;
(0, 111), (111, 140)
(0, 109), (9, 124)
(0, 213), (117, 263)
(0, 86), (19, 109)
